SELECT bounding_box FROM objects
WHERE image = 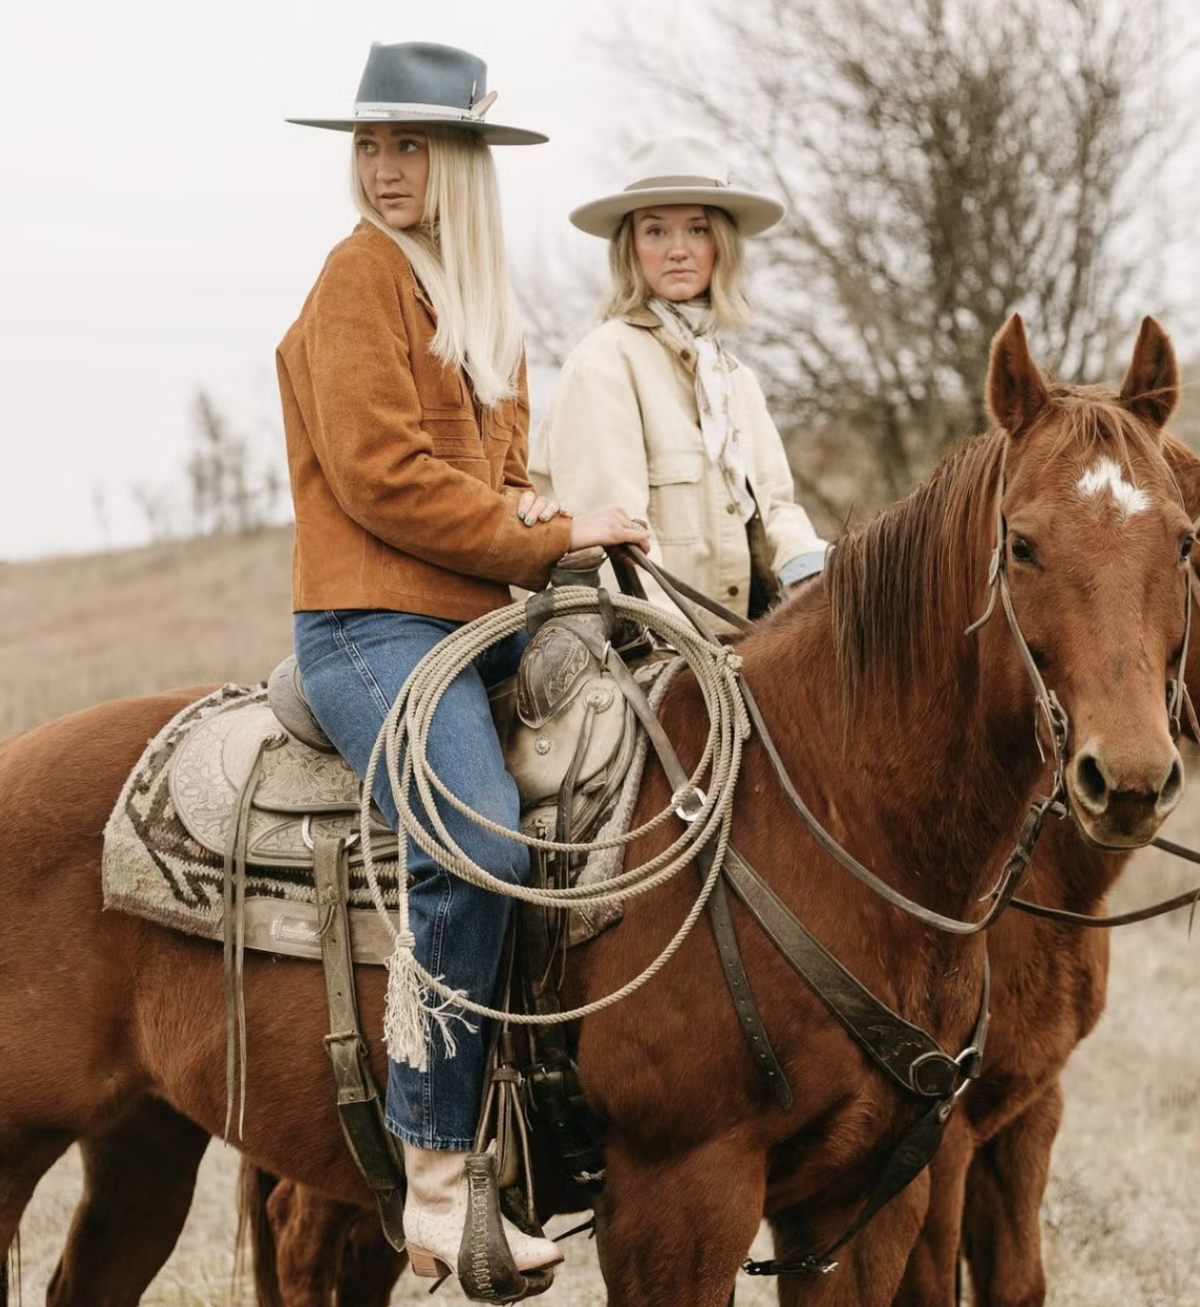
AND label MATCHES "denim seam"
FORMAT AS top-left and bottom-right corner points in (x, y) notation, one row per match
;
(326, 610), (393, 718)
(384, 1113), (474, 1152)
